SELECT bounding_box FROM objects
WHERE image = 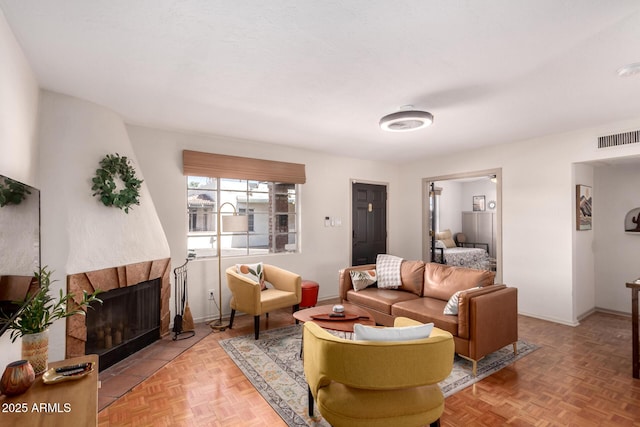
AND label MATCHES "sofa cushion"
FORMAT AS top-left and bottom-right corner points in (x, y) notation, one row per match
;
(347, 288), (419, 315)
(391, 298), (458, 336)
(398, 260), (425, 296)
(353, 322), (434, 341)
(236, 262), (266, 290)
(376, 254), (403, 289)
(443, 287), (482, 315)
(422, 263), (495, 301)
(339, 265), (376, 301)
(350, 270), (377, 291)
